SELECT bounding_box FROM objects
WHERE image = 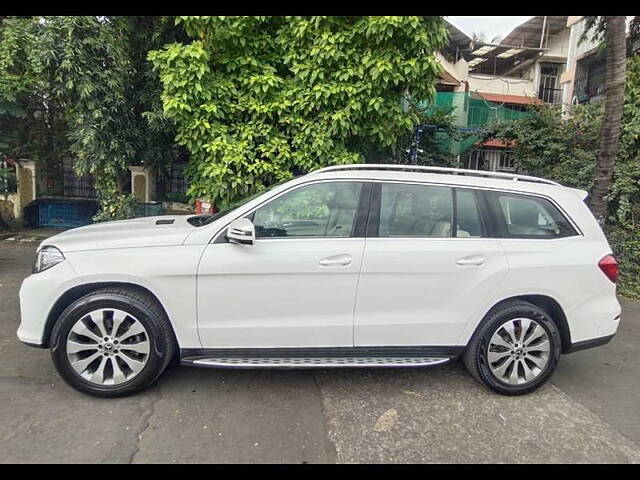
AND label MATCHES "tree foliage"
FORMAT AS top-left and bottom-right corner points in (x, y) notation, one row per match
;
(485, 104), (601, 188)
(0, 16), (185, 220)
(394, 106), (476, 167)
(0, 17), (70, 186)
(150, 16), (448, 208)
(485, 55), (640, 228)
